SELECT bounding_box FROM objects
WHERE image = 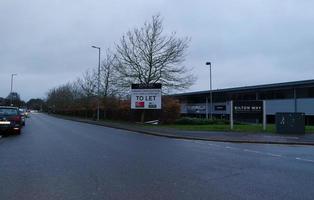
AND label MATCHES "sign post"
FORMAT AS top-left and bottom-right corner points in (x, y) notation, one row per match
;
(263, 100), (266, 131)
(232, 100), (265, 130)
(230, 100), (234, 130)
(131, 83), (162, 109)
(131, 83), (162, 122)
